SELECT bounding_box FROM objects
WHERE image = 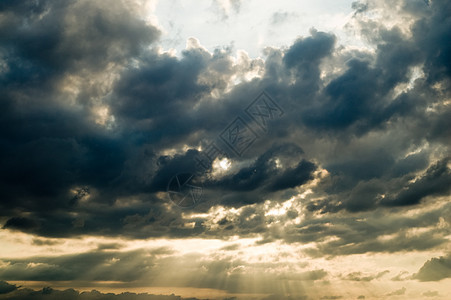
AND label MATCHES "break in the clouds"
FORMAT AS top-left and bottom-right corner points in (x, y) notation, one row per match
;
(0, 0), (450, 299)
